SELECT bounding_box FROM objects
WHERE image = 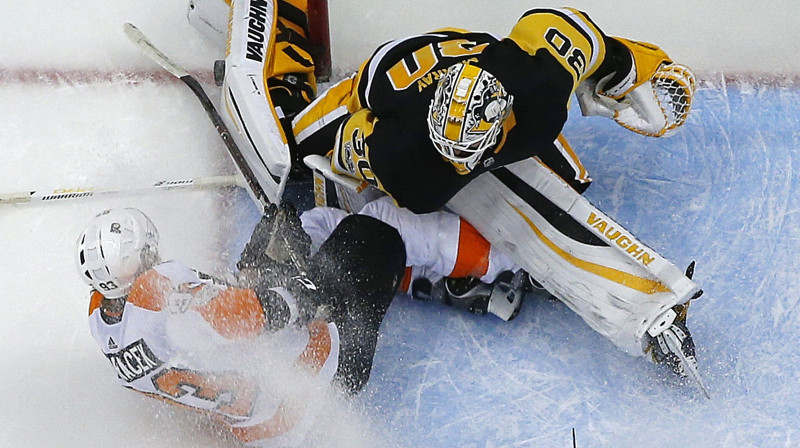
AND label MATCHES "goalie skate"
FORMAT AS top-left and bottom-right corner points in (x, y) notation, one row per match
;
(647, 264), (710, 398)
